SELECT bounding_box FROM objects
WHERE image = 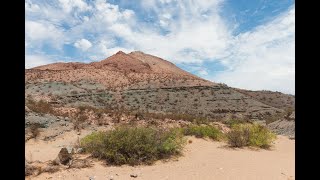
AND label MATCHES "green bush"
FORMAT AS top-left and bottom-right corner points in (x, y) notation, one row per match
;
(80, 126), (185, 165)
(227, 123), (276, 149)
(183, 125), (223, 140)
(224, 119), (253, 127)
